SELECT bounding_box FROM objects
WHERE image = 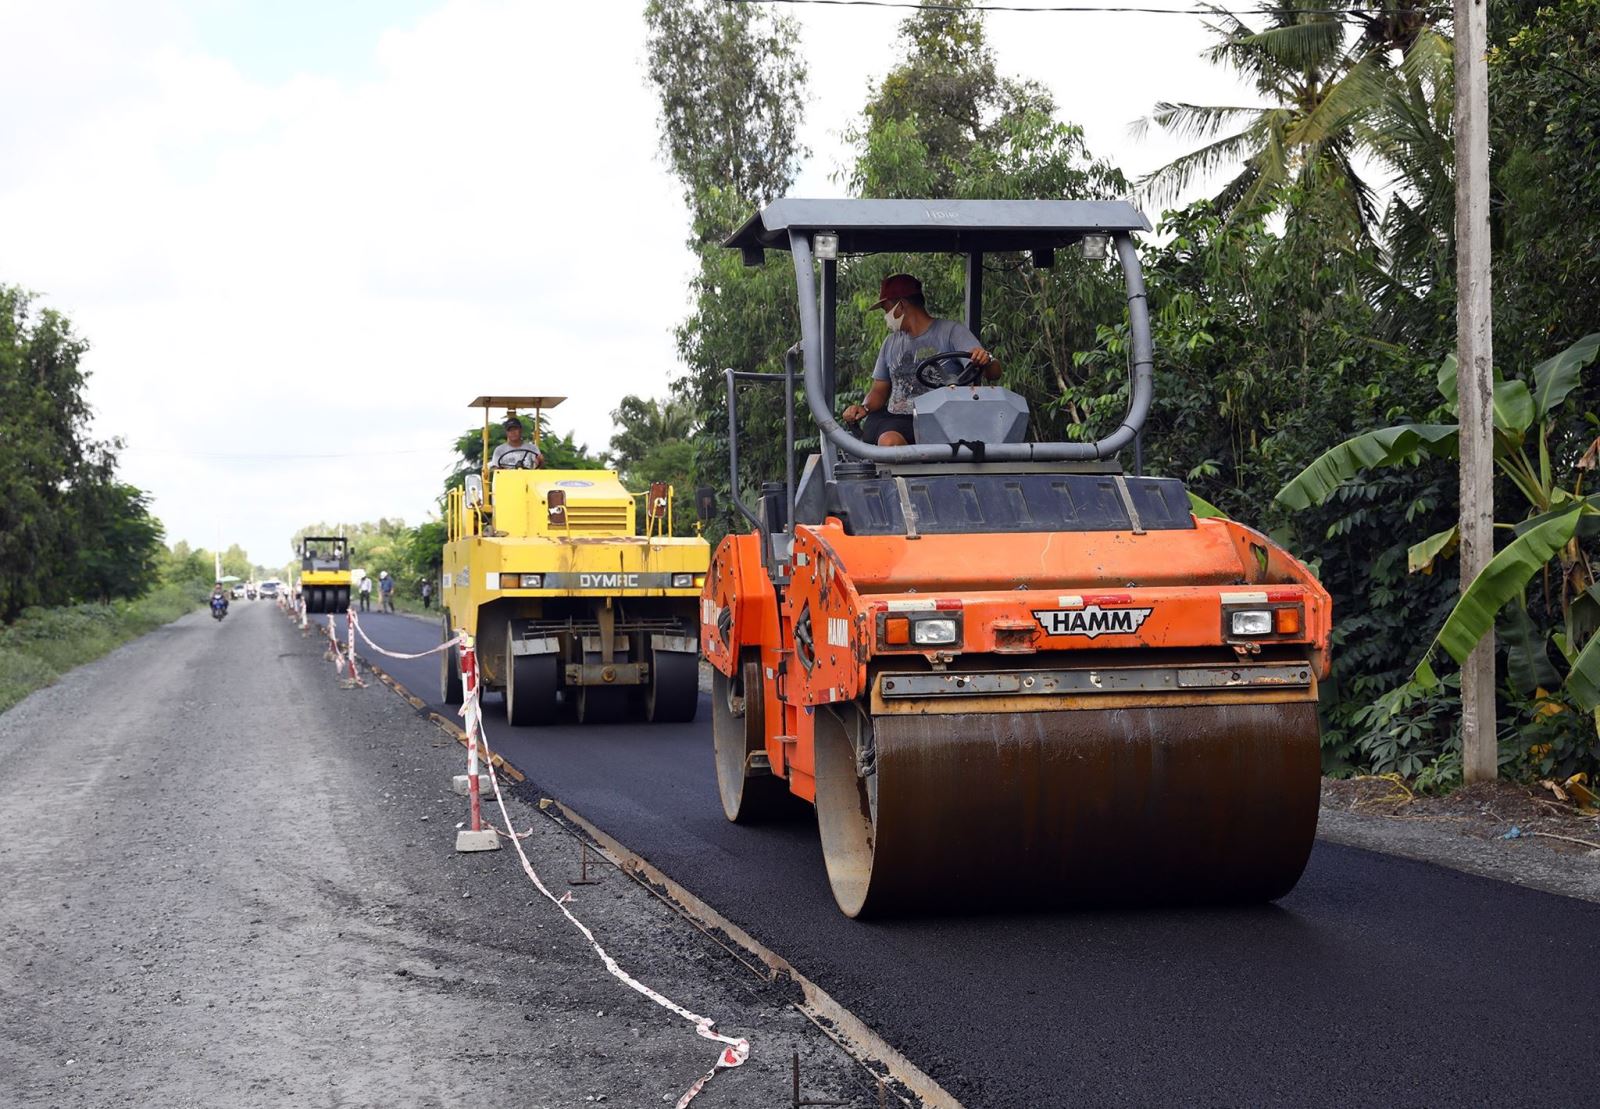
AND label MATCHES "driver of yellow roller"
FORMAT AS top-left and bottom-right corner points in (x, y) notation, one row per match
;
(491, 414), (544, 469)
(840, 273), (999, 446)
